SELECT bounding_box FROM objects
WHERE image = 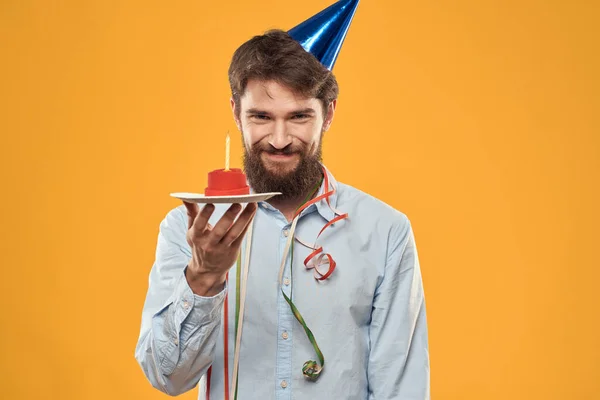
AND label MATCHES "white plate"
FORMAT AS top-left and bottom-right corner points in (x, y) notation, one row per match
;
(170, 192), (281, 204)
